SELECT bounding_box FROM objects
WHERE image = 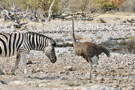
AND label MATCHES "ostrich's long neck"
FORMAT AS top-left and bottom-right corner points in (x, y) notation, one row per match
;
(72, 17), (76, 46)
